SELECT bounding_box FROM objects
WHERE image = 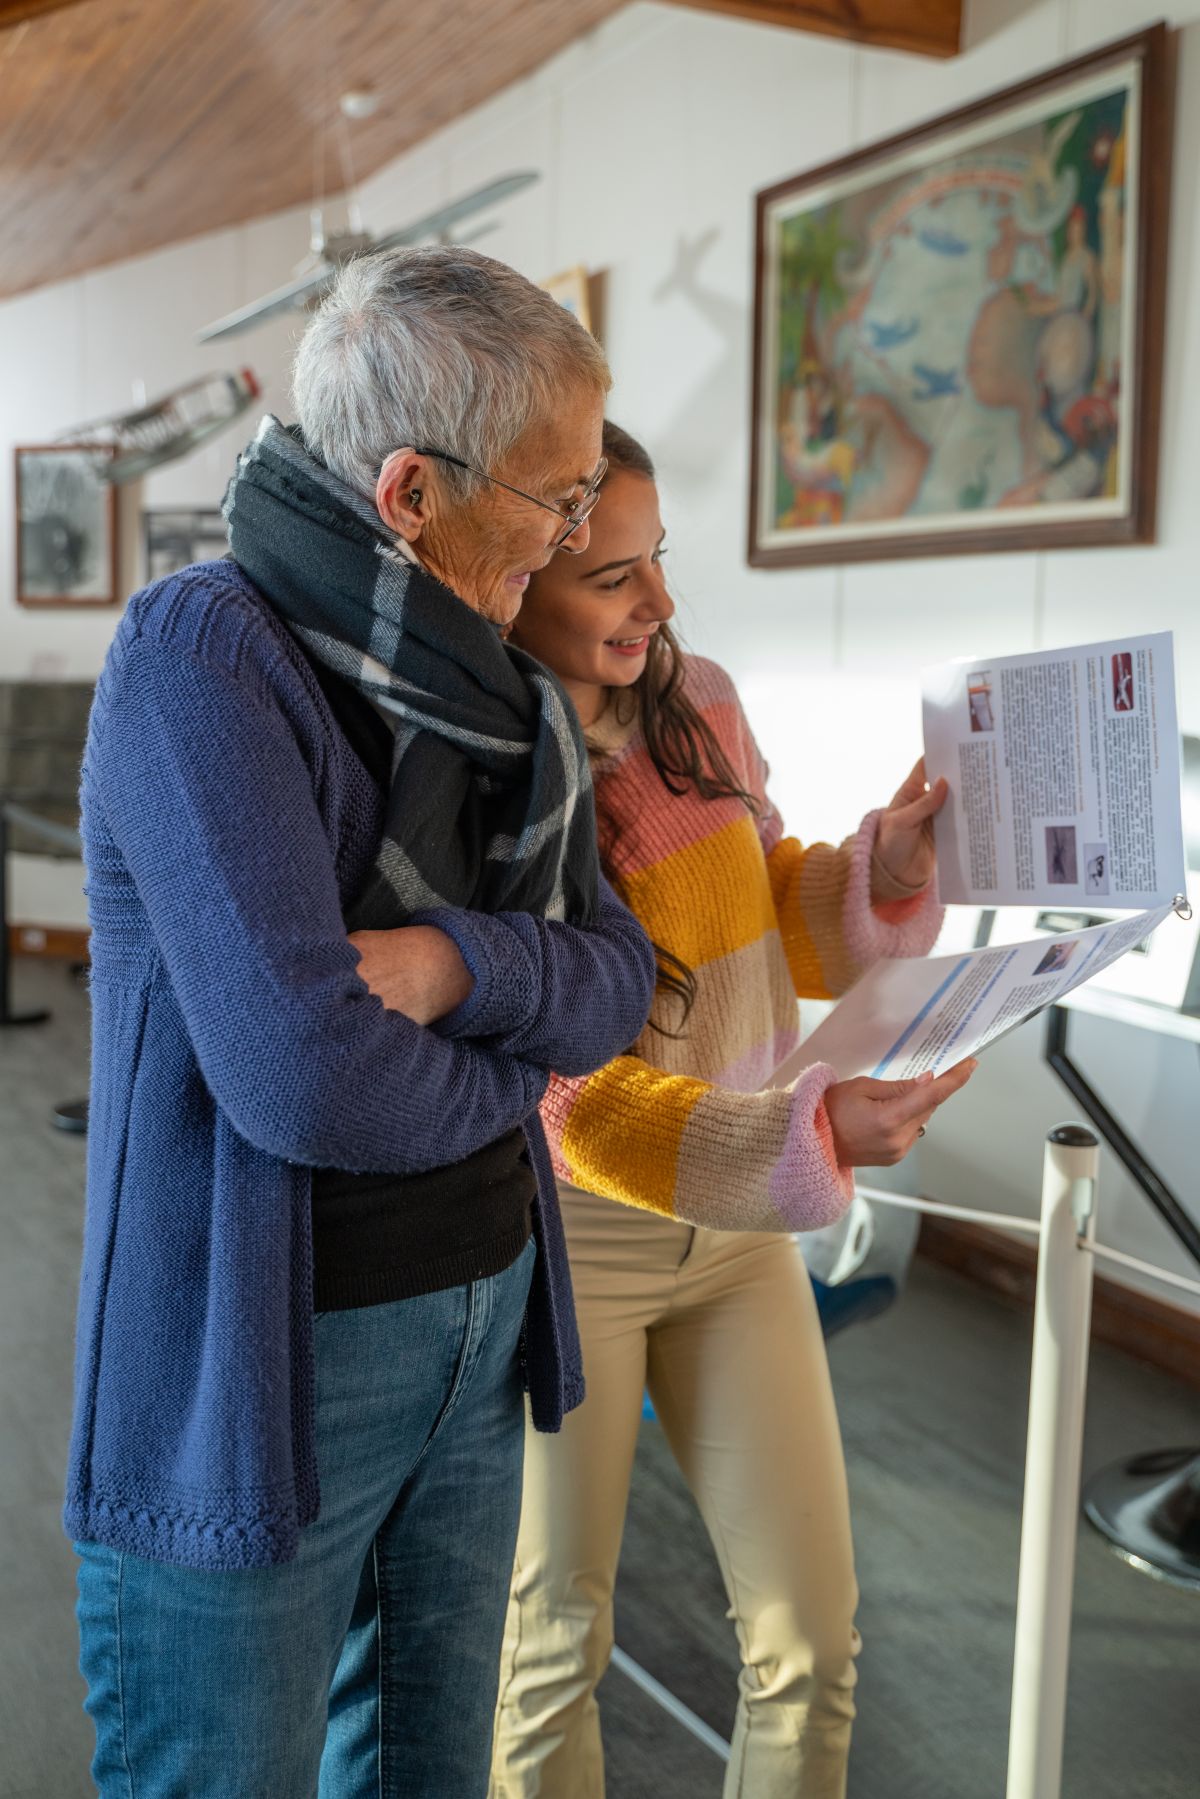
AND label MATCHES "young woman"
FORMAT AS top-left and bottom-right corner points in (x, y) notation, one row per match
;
(489, 423), (975, 1799)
